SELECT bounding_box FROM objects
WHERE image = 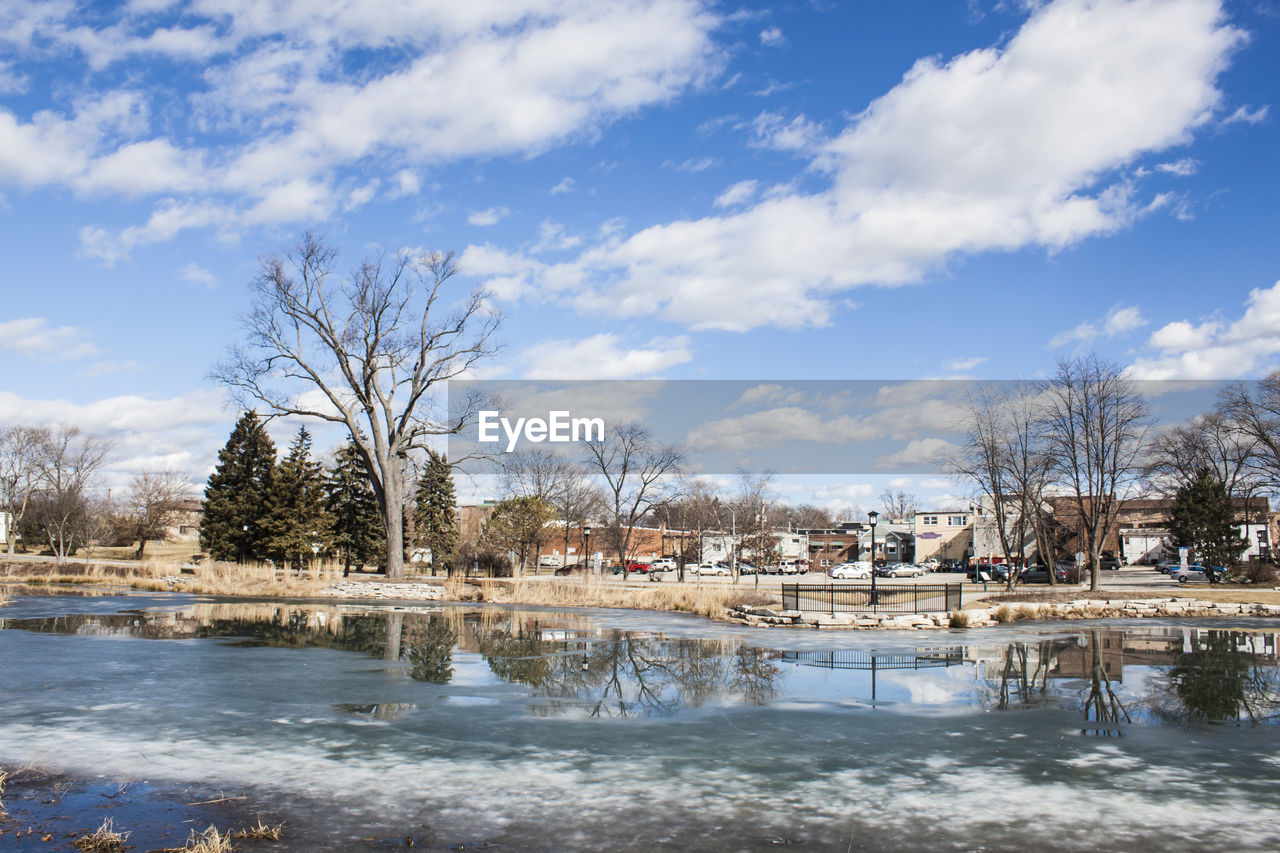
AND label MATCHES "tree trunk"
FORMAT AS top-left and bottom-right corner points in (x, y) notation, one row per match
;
(384, 473), (405, 579)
